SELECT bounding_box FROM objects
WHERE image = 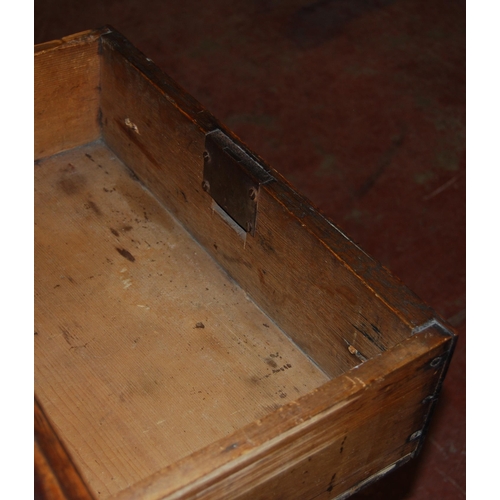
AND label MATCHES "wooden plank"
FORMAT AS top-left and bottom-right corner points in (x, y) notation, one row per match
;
(35, 398), (94, 500)
(111, 325), (454, 500)
(34, 142), (329, 498)
(34, 29), (106, 159)
(100, 30), (452, 378)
